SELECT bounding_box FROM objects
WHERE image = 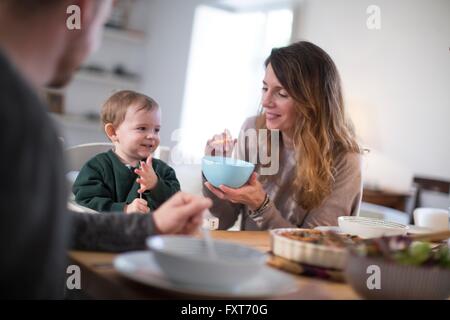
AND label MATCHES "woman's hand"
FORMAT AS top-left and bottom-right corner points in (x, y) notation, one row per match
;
(135, 155), (158, 193)
(204, 173), (266, 211)
(153, 192), (213, 235)
(205, 129), (237, 157)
